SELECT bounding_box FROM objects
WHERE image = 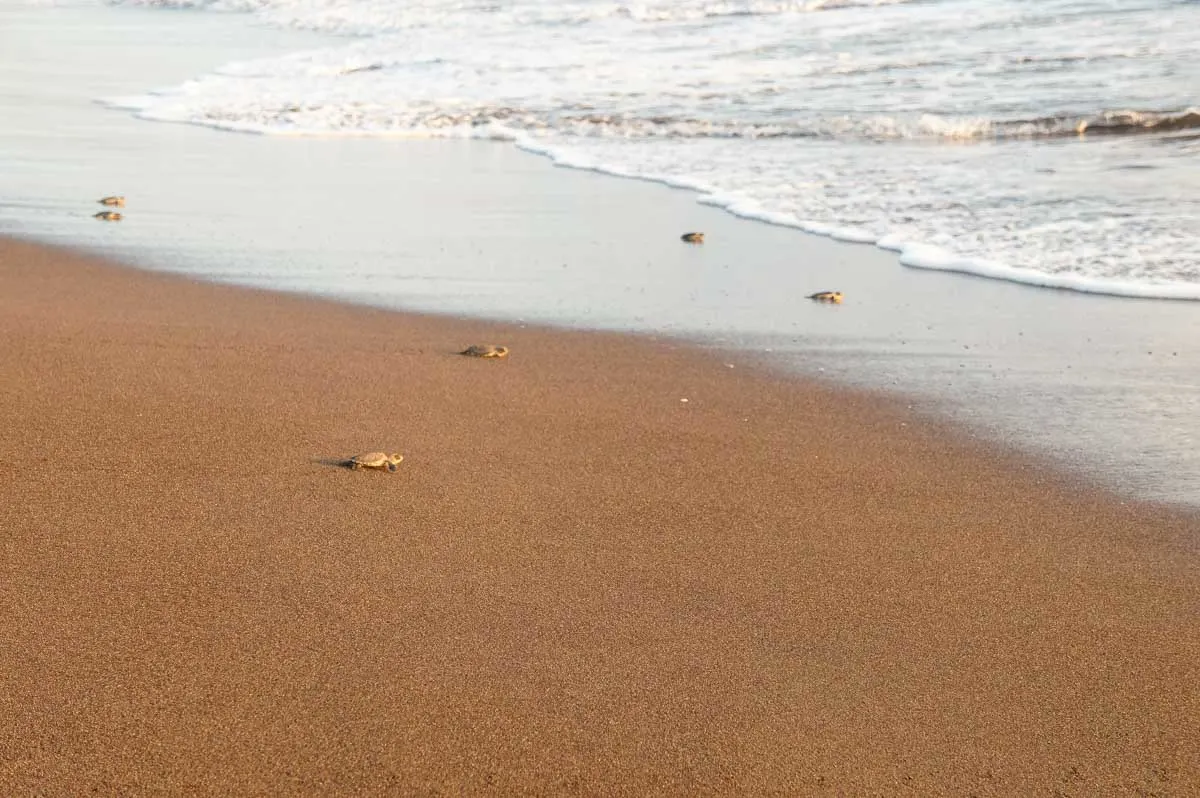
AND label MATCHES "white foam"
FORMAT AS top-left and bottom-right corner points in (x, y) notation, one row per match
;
(898, 243), (1200, 301)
